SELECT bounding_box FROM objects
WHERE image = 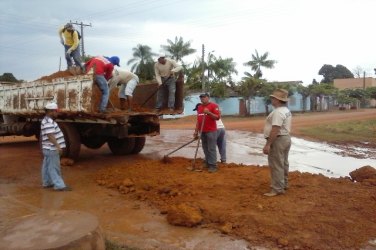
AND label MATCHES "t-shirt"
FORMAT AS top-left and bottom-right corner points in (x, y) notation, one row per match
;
(196, 102), (220, 132)
(154, 58), (182, 85)
(85, 56), (114, 80)
(263, 106), (292, 138)
(41, 116), (66, 150)
(109, 69), (138, 85)
(216, 119), (225, 129)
